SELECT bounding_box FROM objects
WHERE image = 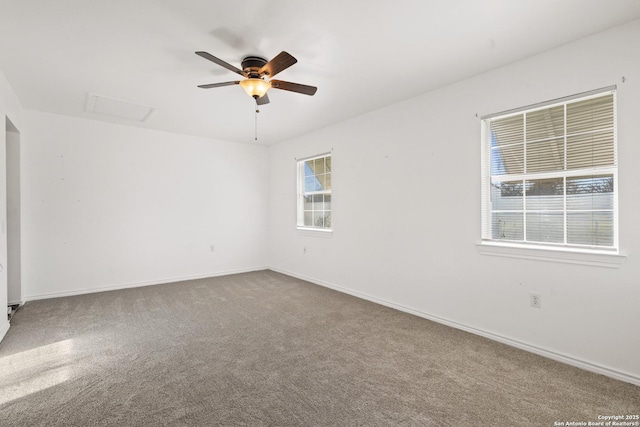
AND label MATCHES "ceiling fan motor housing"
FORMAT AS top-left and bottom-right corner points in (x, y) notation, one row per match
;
(242, 56), (268, 78)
